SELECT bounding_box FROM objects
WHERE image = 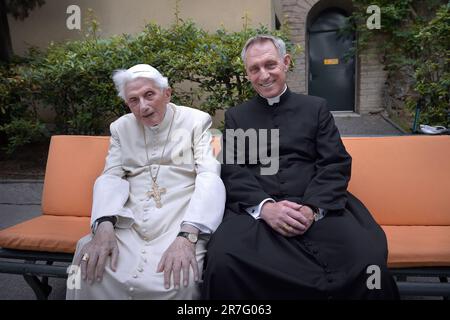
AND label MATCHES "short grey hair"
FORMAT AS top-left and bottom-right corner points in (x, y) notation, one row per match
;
(241, 35), (287, 64)
(112, 64), (169, 100)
